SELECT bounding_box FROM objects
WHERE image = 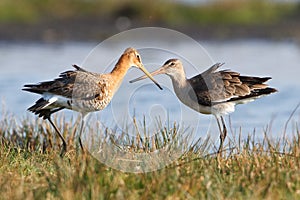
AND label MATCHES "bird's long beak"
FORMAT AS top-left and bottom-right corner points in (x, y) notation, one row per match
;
(130, 66), (166, 86)
(137, 64), (163, 90)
